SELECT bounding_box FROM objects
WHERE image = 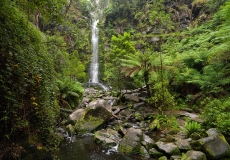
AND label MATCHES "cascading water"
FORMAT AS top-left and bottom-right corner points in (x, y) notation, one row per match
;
(88, 0), (109, 91)
(90, 20), (99, 83)
(89, 0), (101, 83)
